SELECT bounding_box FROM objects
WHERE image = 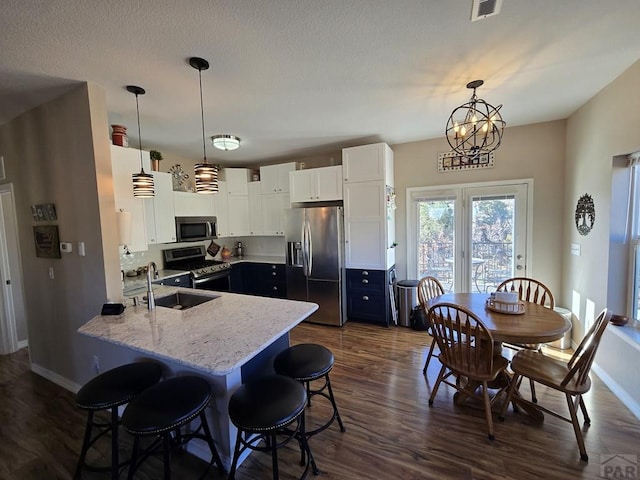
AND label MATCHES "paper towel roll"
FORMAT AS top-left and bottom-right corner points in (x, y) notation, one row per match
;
(116, 210), (132, 246)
